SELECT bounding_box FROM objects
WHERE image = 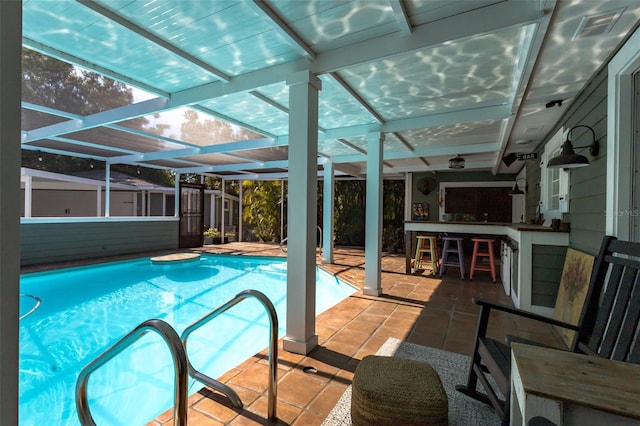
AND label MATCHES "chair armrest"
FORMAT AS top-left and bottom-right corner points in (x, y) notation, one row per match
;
(472, 298), (580, 331)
